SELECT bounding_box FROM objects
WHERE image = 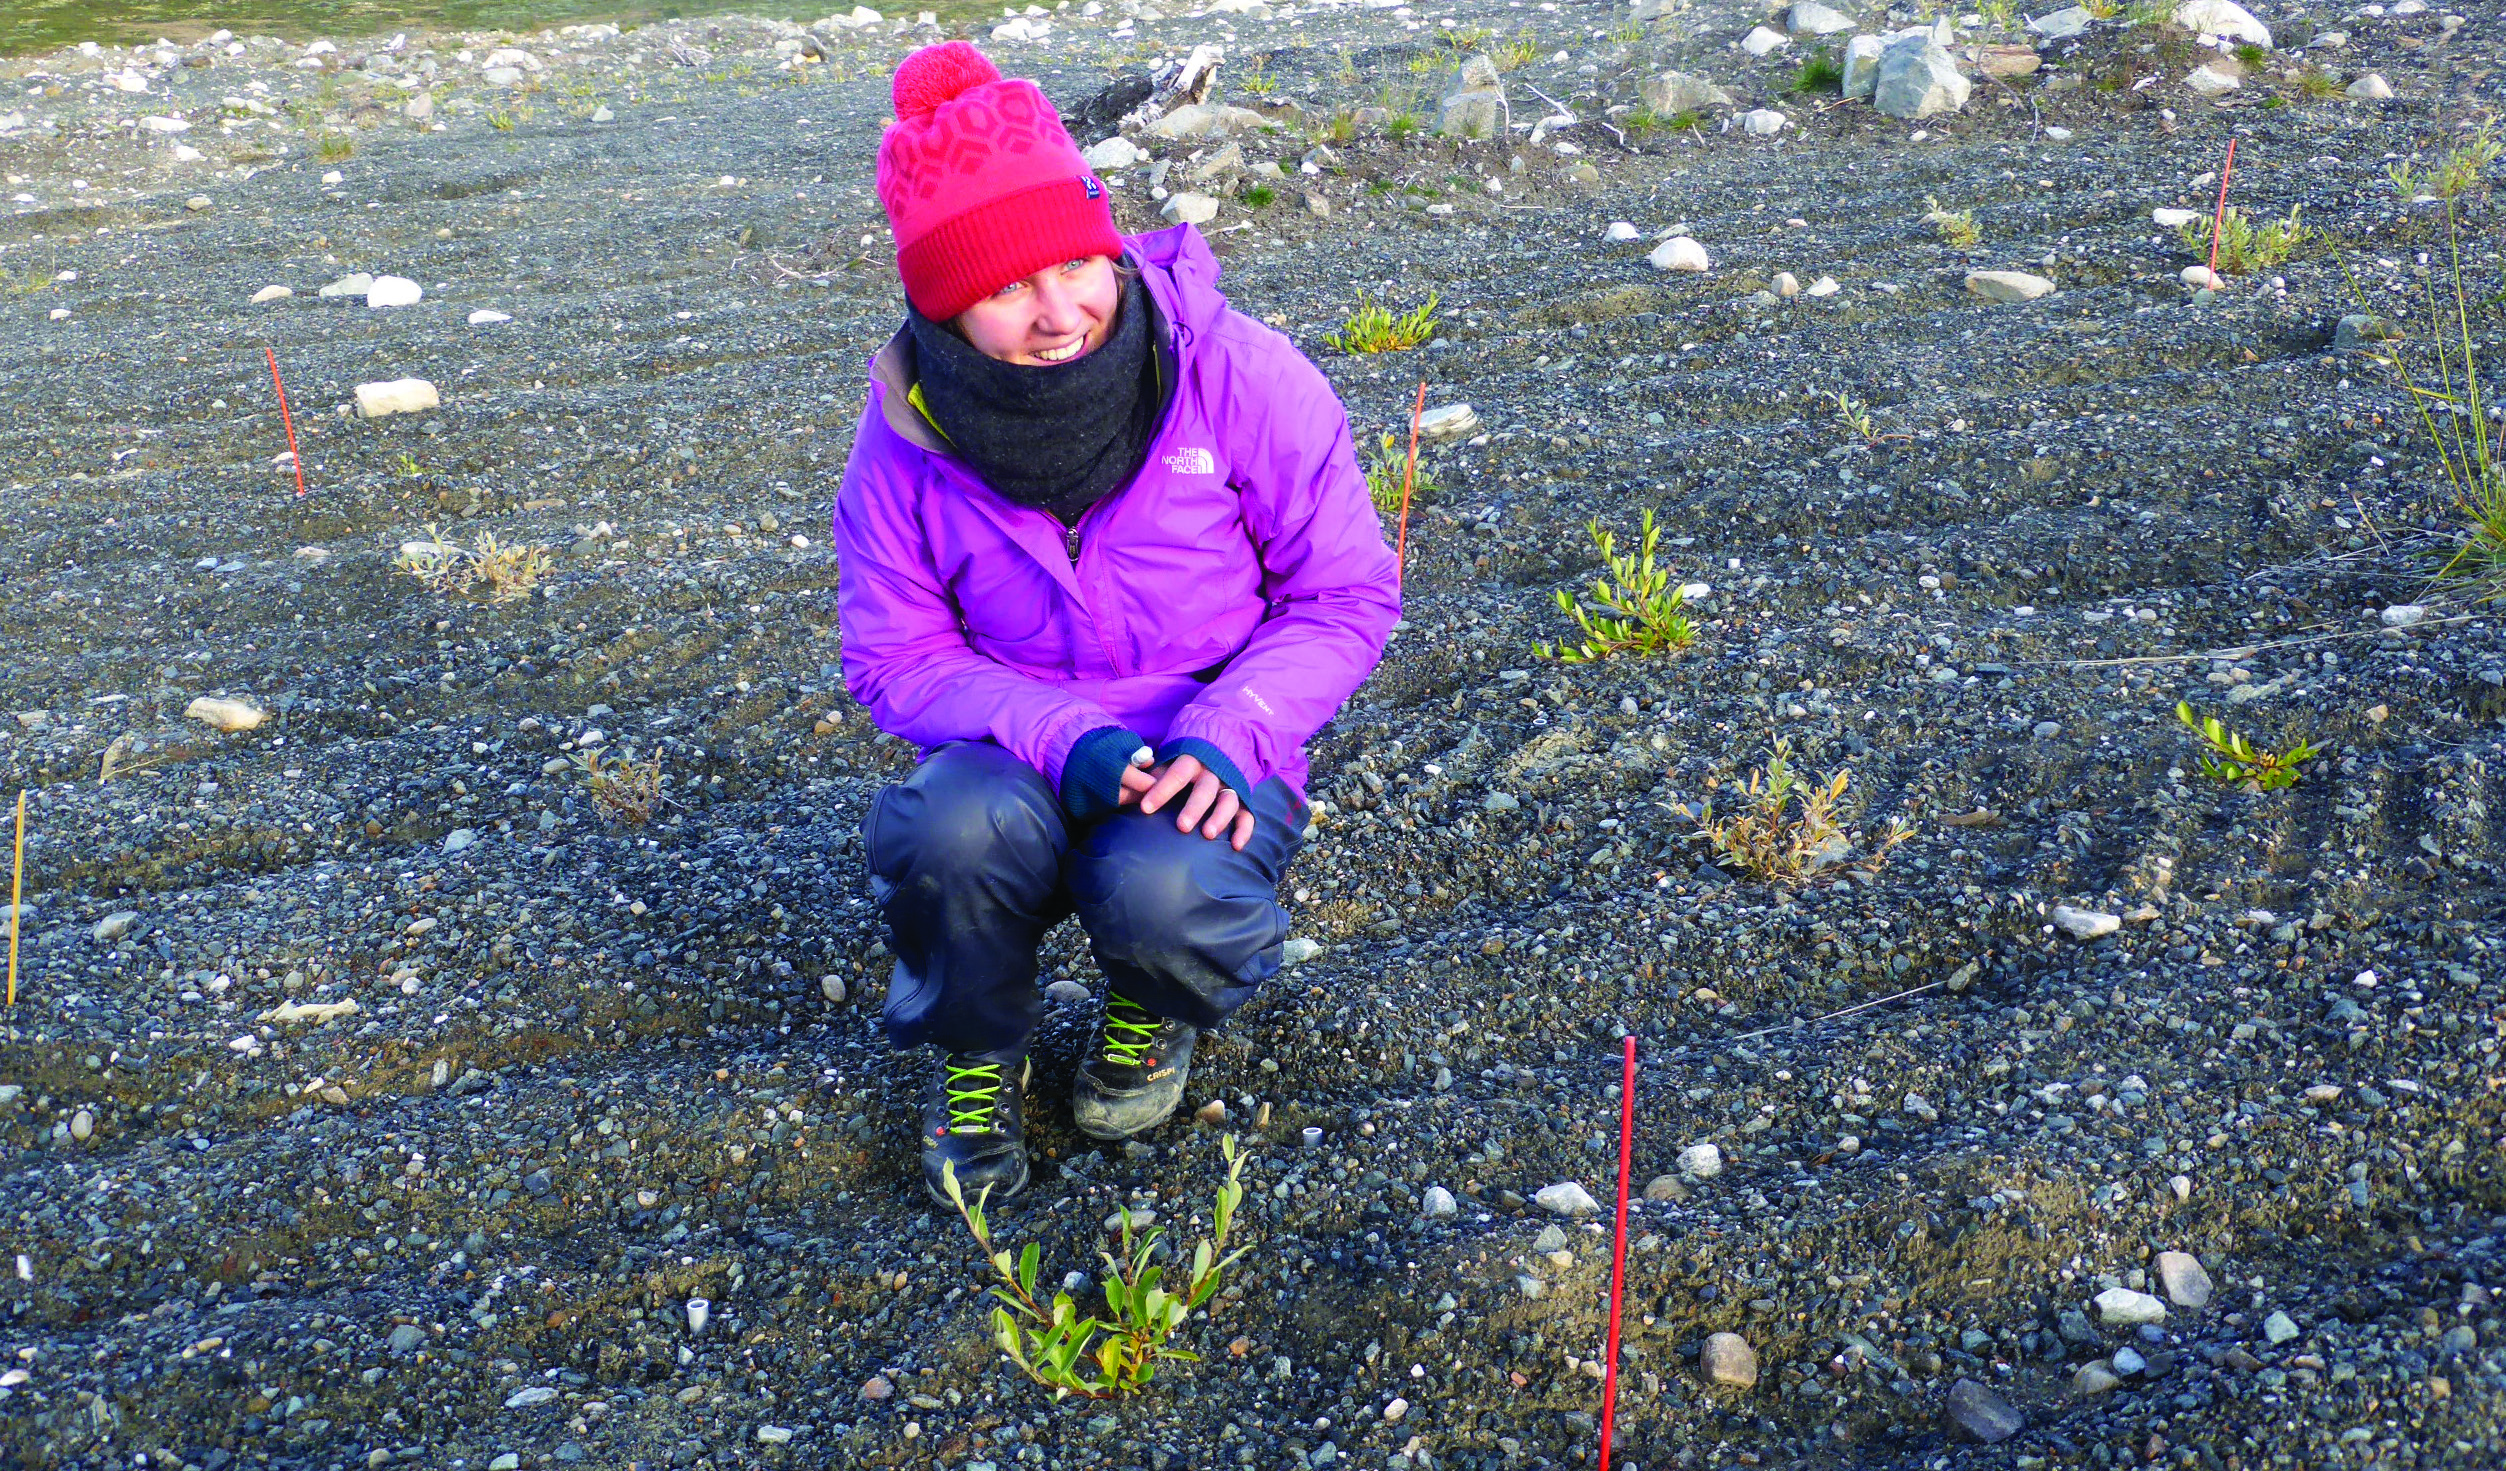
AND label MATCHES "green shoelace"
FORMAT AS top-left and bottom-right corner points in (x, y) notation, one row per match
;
(943, 1058), (1007, 1133)
(1100, 994), (1161, 1068)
